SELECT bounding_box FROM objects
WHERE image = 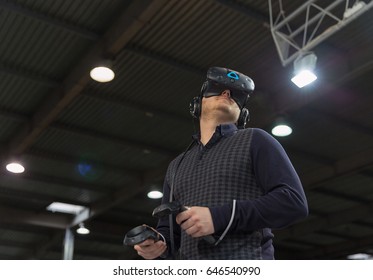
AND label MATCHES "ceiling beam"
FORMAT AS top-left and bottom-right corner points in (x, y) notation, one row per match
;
(0, 0), (100, 41)
(6, 0), (168, 156)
